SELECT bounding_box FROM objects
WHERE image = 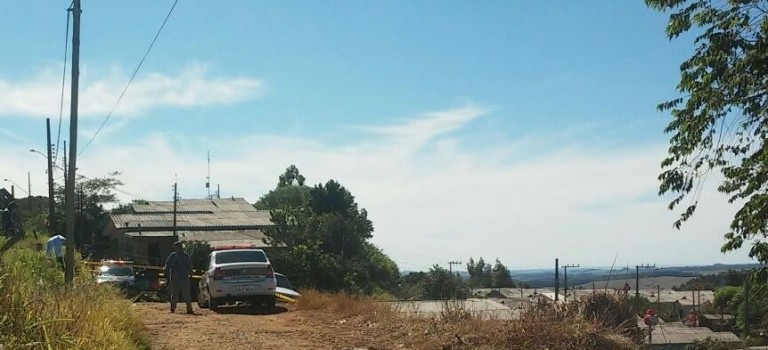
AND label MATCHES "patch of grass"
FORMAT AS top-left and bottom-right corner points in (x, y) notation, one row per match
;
(0, 237), (151, 349)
